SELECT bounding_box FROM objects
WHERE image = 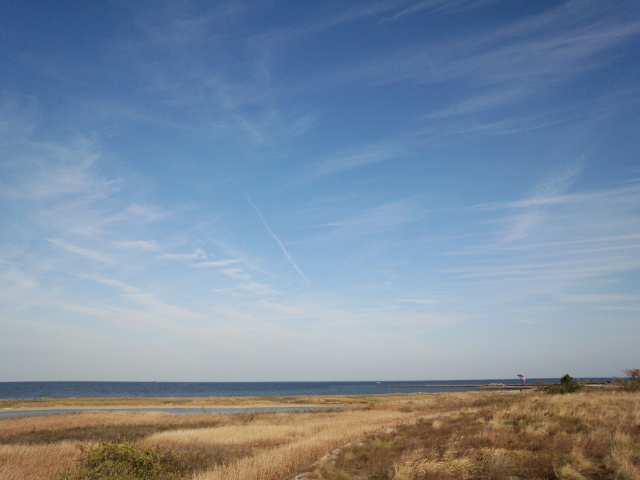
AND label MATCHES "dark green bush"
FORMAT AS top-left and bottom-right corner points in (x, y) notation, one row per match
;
(560, 374), (581, 393)
(61, 441), (191, 480)
(538, 374), (581, 394)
